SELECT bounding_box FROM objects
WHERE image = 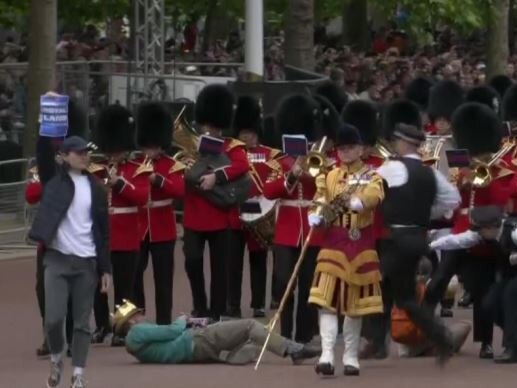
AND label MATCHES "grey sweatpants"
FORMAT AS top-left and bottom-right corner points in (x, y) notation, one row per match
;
(44, 249), (97, 367)
(191, 319), (289, 364)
